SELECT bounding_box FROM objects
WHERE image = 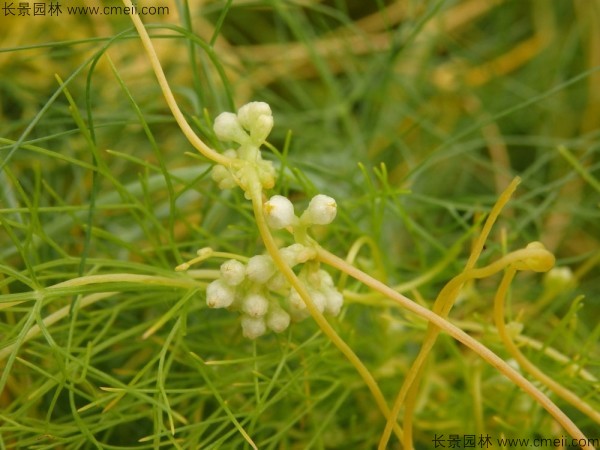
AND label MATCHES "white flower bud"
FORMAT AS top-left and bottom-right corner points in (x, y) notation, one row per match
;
(246, 255), (275, 284)
(288, 287), (325, 313)
(266, 272), (287, 291)
(257, 160), (276, 190)
(238, 102), (272, 127)
(305, 269), (334, 289)
(237, 145), (260, 162)
(264, 195), (297, 229)
(250, 114), (274, 145)
(267, 306), (290, 333)
(241, 315), (266, 339)
(211, 165), (237, 189)
(302, 194), (337, 225)
(223, 149), (238, 159)
(242, 293), (269, 317)
(237, 102), (273, 144)
(280, 244), (315, 267)
(206, 279), (235, 308)
(214, 112), (250, 145)
(220, 259), (246, 286)
(288, 287), (305, 310)
(323, 287), (343, 316)
(310, 289), (327, 313)
(319, 270), (334, 287)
